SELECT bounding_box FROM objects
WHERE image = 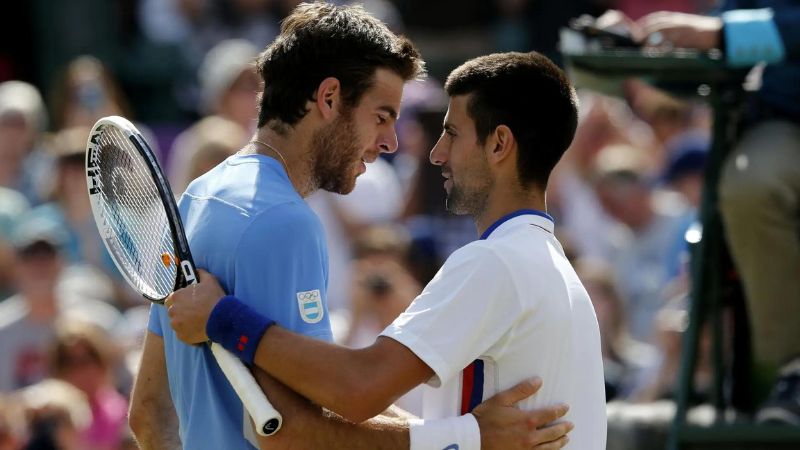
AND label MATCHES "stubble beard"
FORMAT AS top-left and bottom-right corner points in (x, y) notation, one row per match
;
(444, 161), (493, 217)
(311, 112), (362, 195)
